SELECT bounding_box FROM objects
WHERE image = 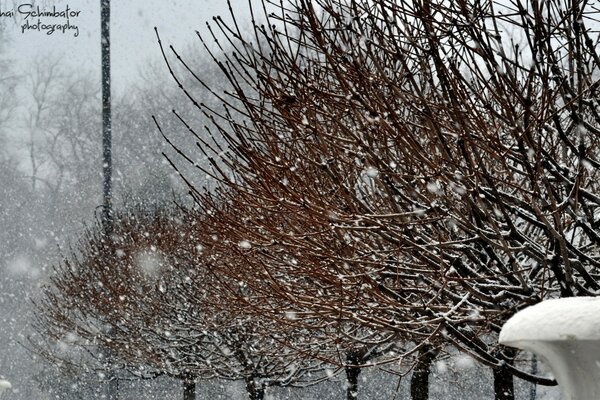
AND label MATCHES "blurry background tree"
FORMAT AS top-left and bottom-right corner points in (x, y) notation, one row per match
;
(0, 23), (25, 264)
